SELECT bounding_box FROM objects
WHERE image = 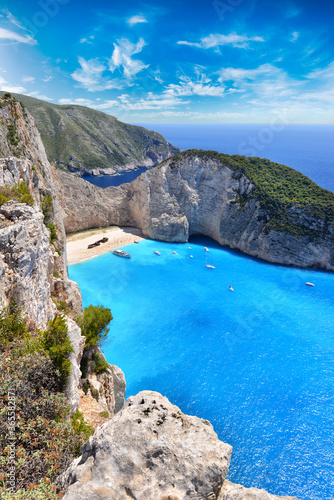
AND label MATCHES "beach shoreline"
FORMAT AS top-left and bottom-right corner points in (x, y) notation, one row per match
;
(66, 226), (145, 265)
